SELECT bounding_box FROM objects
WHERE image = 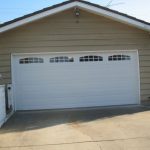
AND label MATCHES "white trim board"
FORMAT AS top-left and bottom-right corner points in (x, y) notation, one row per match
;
(0, 1), (150, 33)
(0, 2), (77, 33)
(76, 2), (150, 32)
(12, 49), (138, 56)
